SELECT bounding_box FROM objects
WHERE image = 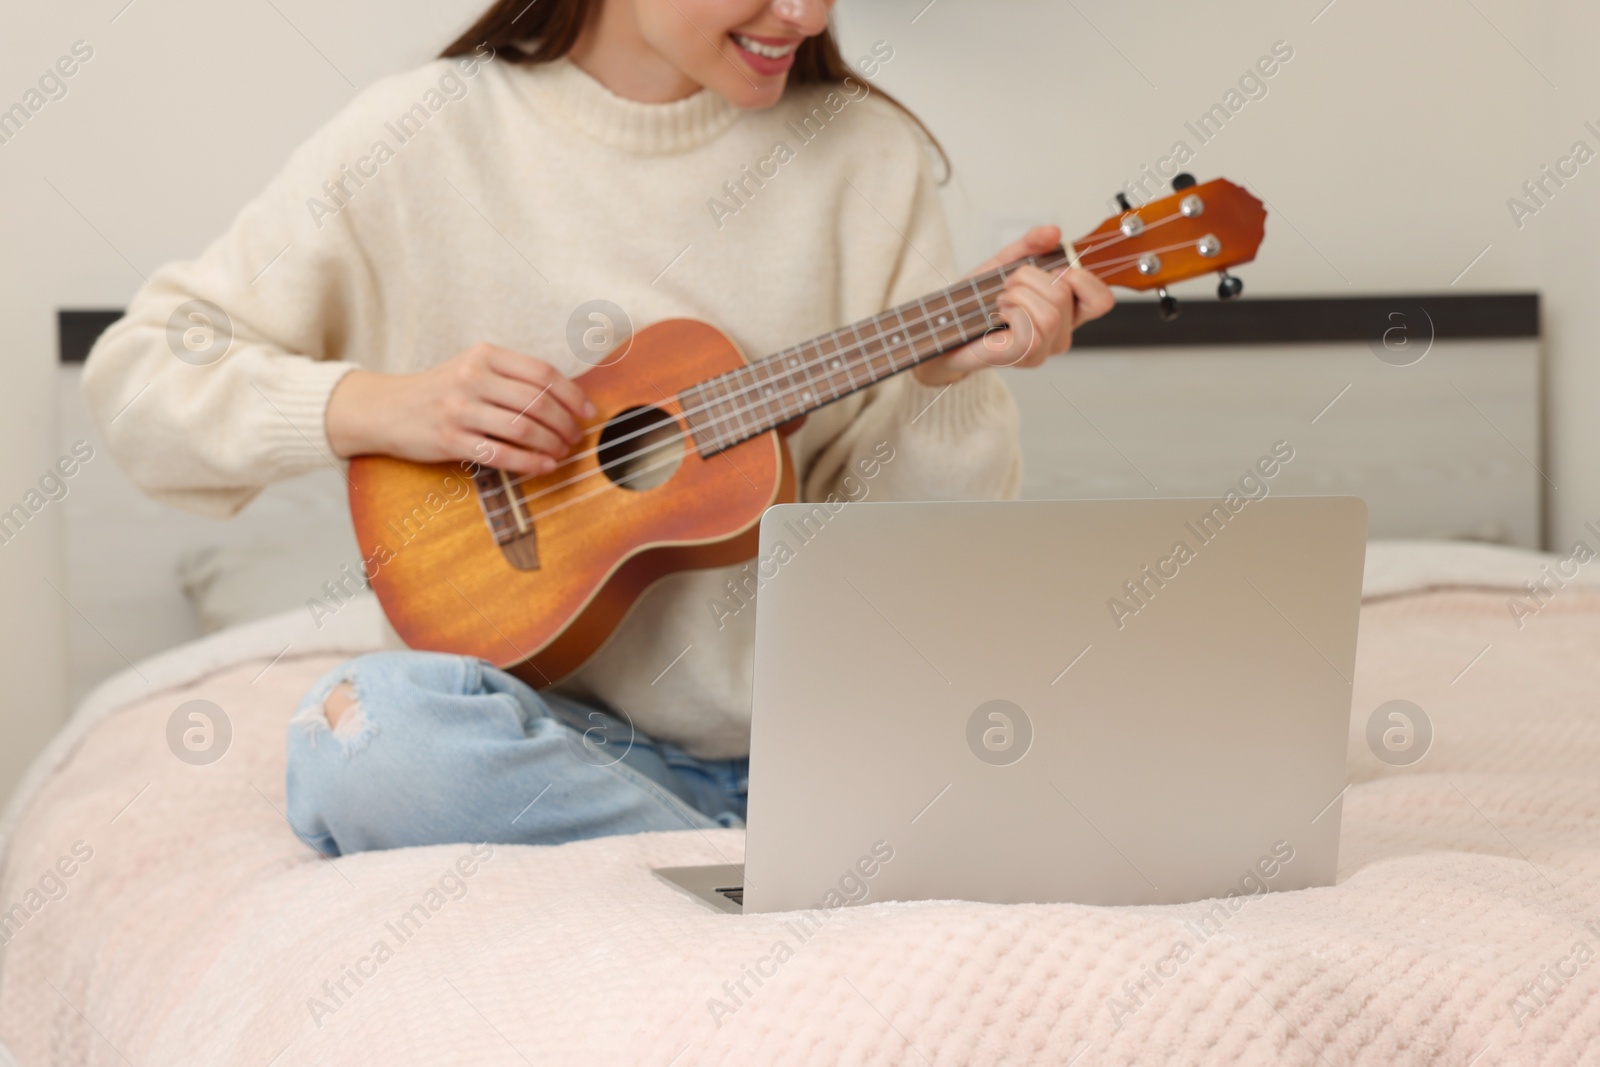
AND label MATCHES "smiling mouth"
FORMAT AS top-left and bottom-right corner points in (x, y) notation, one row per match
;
(731, 33), (799, 61)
